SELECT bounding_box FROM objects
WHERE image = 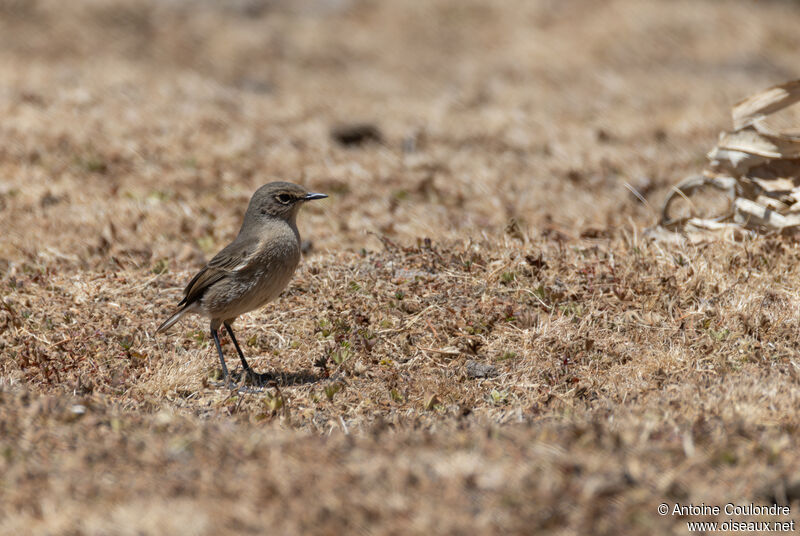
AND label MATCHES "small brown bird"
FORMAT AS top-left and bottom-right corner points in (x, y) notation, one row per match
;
(156, 181), (327, 381)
